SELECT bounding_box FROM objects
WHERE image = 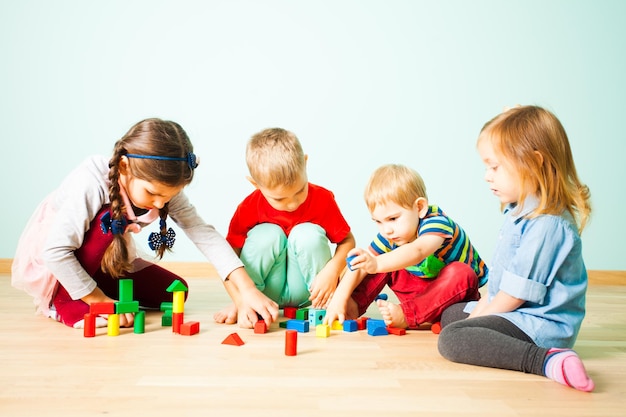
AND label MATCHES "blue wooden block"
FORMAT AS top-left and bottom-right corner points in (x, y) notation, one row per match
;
(343, 320), (358, 332)
(286, 319), (310, 333)
(375, 293), (388, 301)
(367, 318), (386, 330)
(367, 325), (389, 336)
